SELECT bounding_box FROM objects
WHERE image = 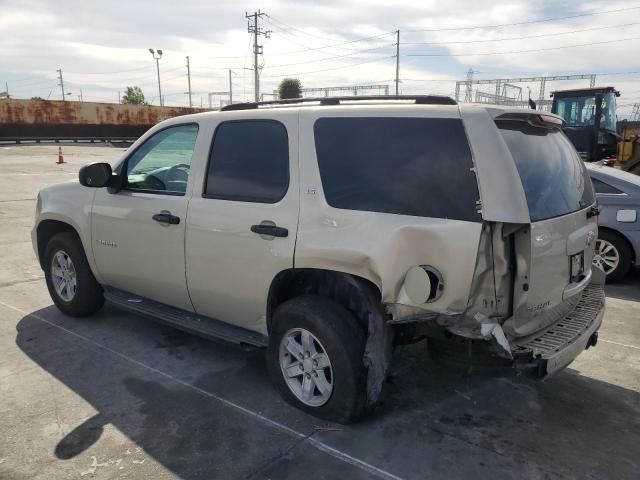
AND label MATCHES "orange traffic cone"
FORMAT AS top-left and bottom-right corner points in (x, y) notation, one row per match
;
(57, 146), (65, 164)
